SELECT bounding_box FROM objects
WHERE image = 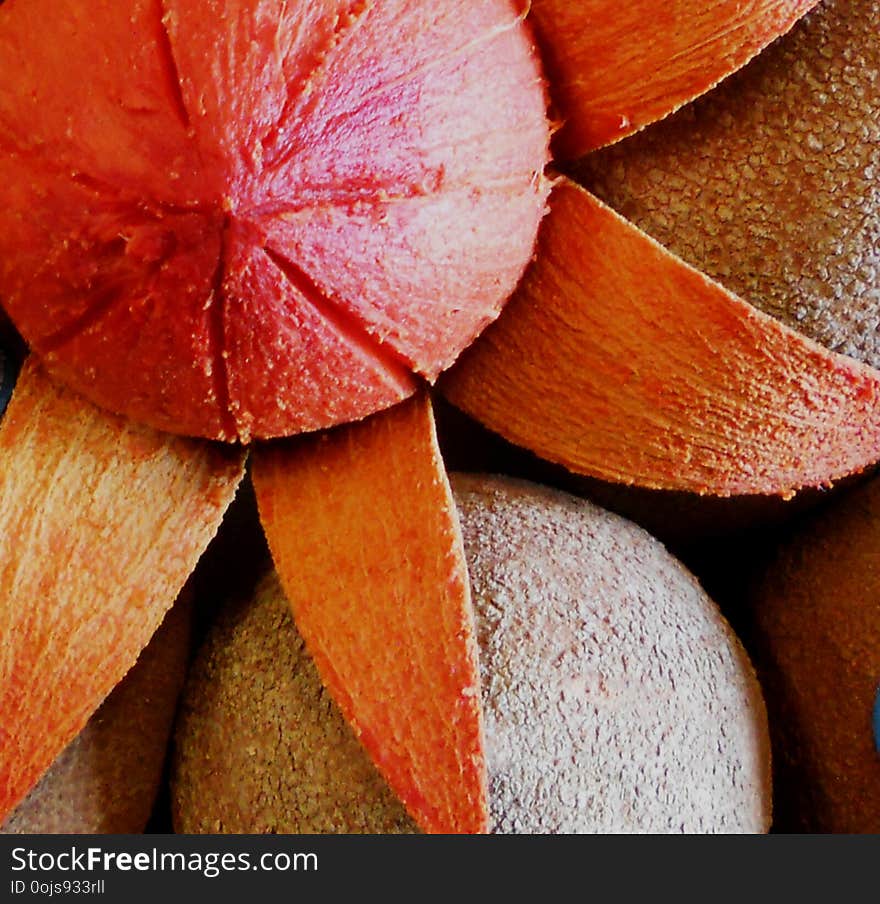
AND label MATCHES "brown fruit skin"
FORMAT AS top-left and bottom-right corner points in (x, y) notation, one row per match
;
(574, 0), (880, 370)
(454, 475), (770, 833)
(172, 571), (416, 835)
(1, 595), (192, 834)
(173, 477), (771, 834)
(748, 478), (880, 832)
